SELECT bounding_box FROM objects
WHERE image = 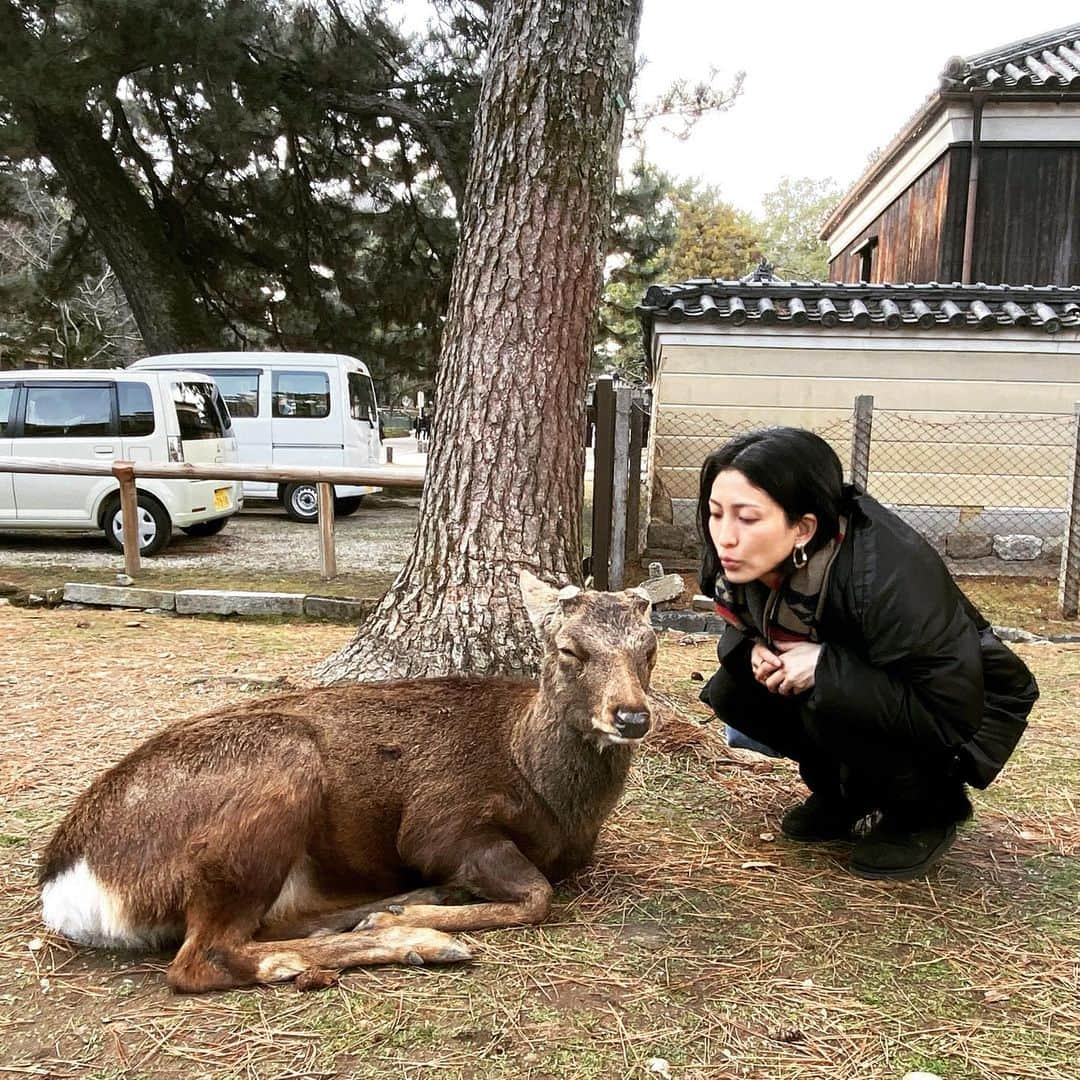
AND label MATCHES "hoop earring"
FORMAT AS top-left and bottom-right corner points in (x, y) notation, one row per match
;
(792, 543), (808, 569)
